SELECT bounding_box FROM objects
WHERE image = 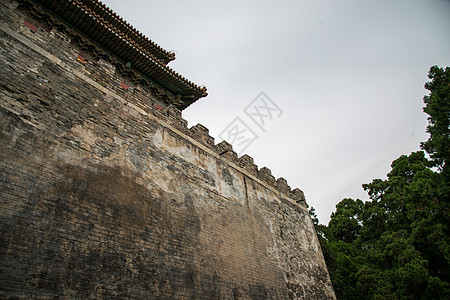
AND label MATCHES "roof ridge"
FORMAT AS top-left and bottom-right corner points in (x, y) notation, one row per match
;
(71, 0), (206, 94)
(27, 0), (207, 108)
(93, 0), (176, 63)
